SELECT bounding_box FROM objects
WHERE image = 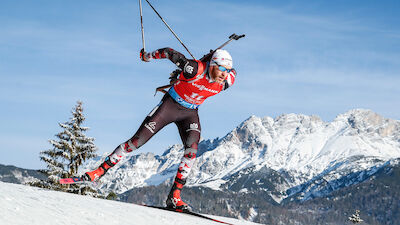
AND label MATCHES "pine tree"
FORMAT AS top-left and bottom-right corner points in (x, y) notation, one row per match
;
(29, 101), (98, 195)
